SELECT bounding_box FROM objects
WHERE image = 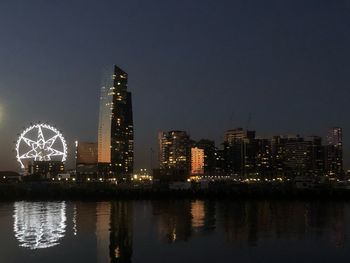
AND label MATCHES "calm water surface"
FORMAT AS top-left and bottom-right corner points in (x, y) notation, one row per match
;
(0, 200), (349, 262)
